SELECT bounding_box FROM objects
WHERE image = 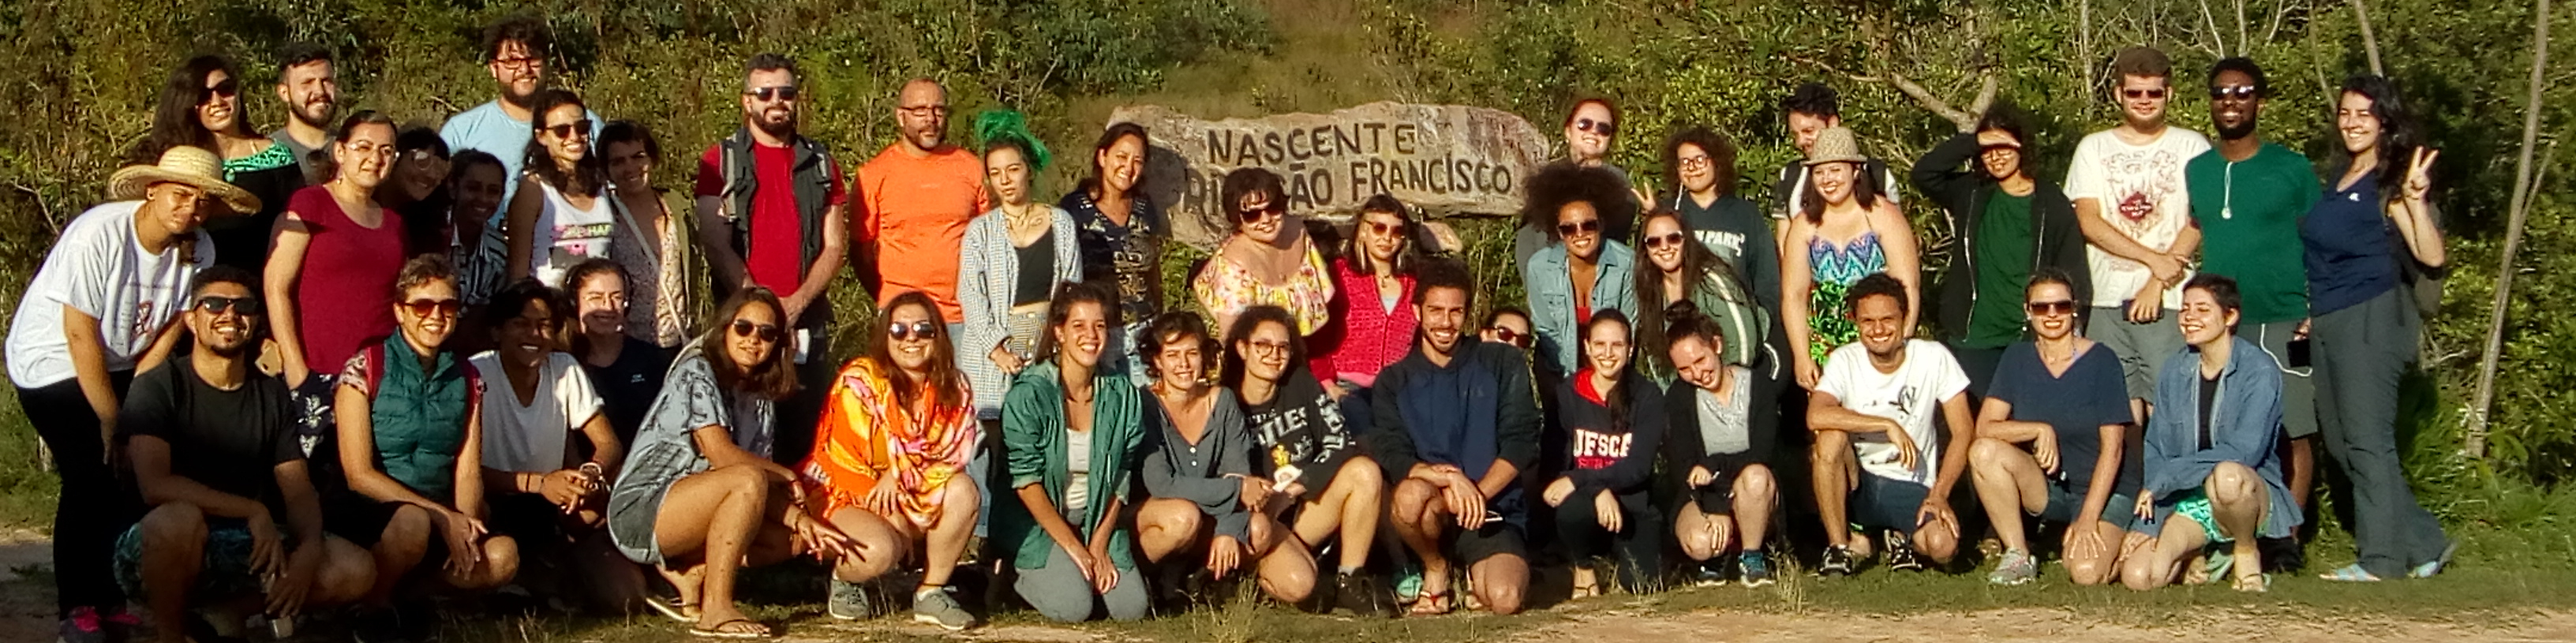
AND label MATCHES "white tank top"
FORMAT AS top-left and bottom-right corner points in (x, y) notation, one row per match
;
(531, 181), (616, 288)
